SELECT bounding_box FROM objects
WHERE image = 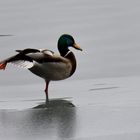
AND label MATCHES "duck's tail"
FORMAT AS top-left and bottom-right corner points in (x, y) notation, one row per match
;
(0, 61), (7, 70)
